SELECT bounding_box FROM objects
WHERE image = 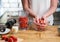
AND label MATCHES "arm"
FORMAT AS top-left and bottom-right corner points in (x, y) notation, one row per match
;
(21, 0), (36, 18)
(43, 0), (58, 18)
